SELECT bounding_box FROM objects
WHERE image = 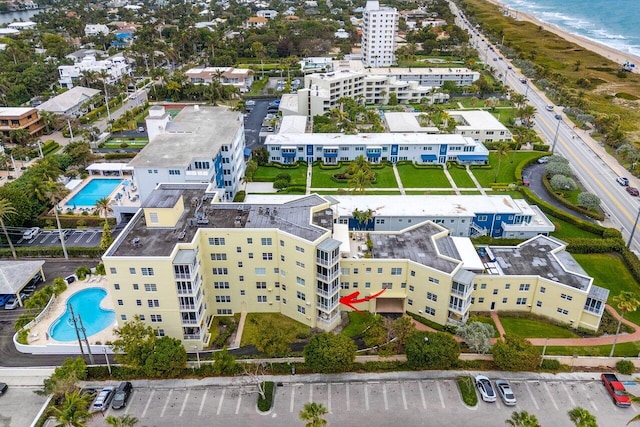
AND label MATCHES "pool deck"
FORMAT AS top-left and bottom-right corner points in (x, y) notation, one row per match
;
(27, 276), (117, 346)
(57, 176), (140, 215)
